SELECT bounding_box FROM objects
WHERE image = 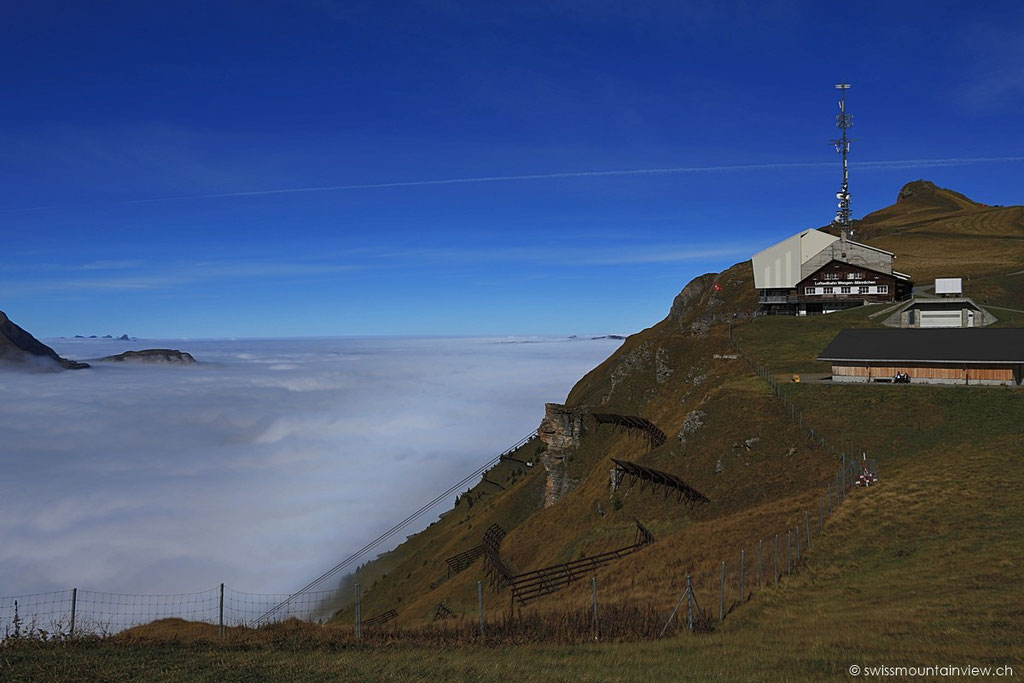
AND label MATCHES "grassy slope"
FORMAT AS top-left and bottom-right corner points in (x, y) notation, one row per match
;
(8, 409), (1021, 681)
(324, 258), (848, 626)
(7, 182), (1023, 679)
(854, 181), (1024, 291)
